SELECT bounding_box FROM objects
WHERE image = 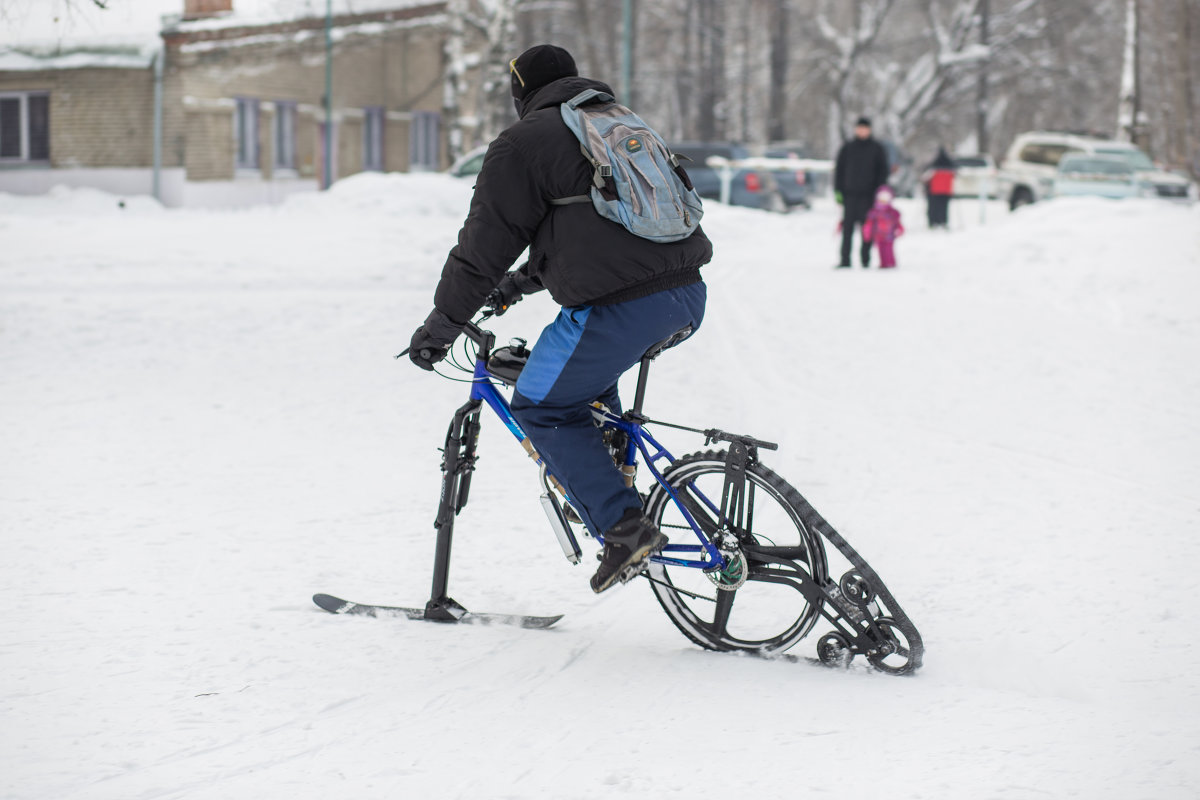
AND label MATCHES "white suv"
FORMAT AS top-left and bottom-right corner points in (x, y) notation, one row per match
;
(998, 131), (1193, 210)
